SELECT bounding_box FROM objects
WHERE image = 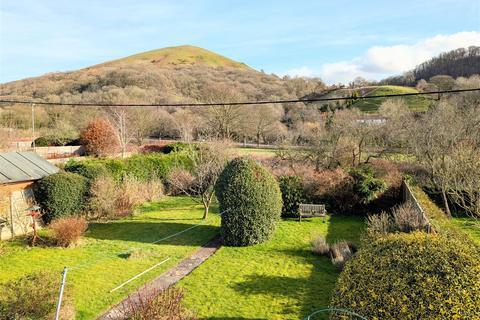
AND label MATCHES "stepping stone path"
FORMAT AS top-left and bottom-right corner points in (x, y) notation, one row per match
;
(97, 236), (222, 319)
